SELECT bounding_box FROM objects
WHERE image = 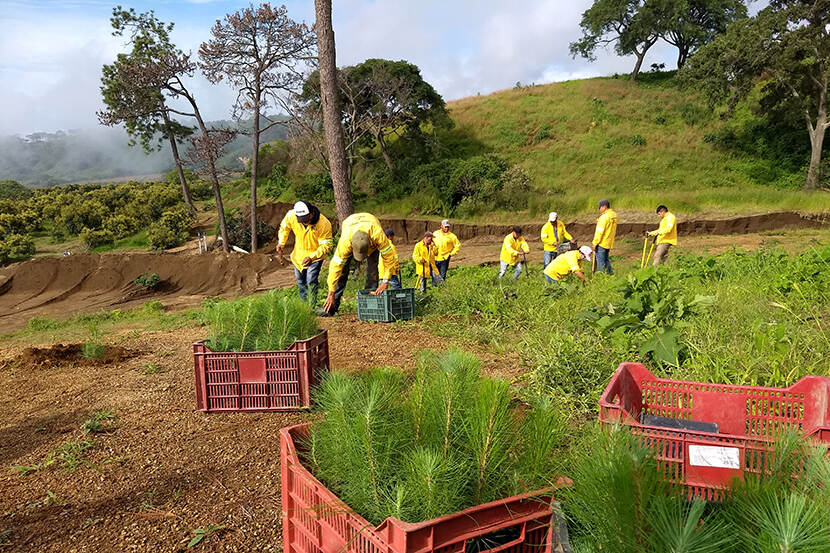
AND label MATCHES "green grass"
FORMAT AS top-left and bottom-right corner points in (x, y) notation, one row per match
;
(417, 244), (830, 413)
(440, 76), (830, 218)
(91, 230), (148, 253)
